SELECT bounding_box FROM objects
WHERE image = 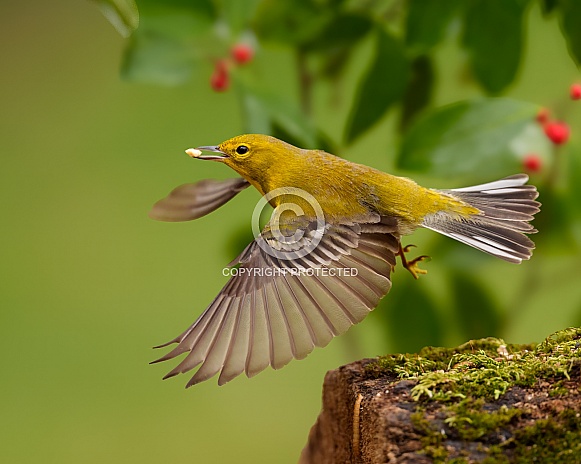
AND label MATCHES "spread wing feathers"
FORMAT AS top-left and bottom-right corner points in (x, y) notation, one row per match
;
(424, 174), (540, 263)
(149, 178), (250, 222)
(151, 217), (399, 387)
